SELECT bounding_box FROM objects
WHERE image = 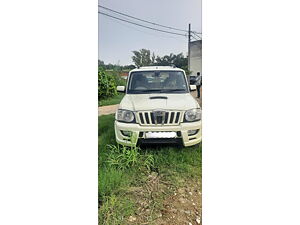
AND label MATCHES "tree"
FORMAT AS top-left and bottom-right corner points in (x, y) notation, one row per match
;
(98, 60), (105, 67)
(98, 59), (135, 71)
(132, 49), (152, 67)
(151, 53), (156, 65)
(98, 68), (117, 100)
(154, 53), (187, 69)
(123, 64), (136, 70)
(130, 50), (189, 73)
